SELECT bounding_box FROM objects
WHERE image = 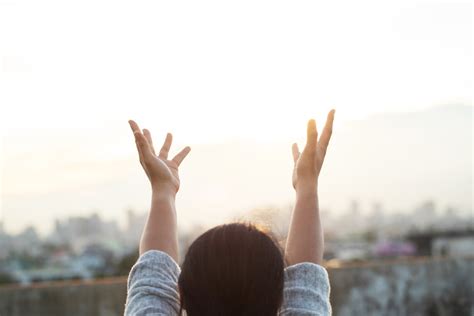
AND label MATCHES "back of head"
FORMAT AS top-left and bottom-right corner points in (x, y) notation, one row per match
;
(178, 223), (285, 316)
